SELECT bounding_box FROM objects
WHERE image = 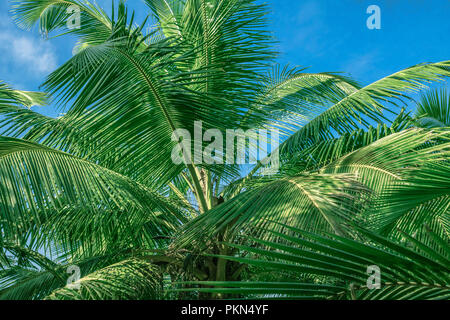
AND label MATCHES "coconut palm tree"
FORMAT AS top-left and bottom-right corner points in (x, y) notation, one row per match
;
(0, 0), (448, 300)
